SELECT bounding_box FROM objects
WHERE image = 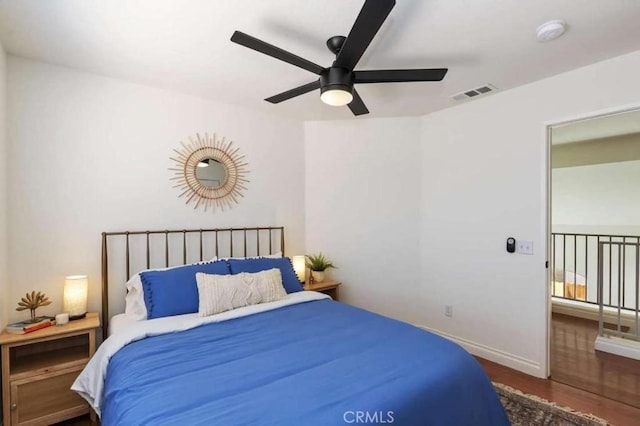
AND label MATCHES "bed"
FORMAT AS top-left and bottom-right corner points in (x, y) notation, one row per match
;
(73, 227), (508, 425)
